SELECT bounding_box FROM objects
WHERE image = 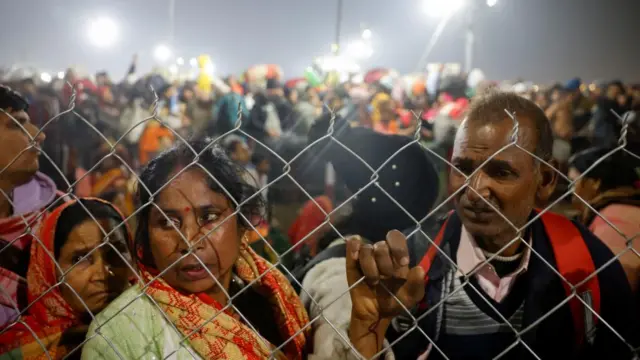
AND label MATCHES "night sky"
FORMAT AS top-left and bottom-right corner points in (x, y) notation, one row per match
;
(3, 0), (639, 83)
